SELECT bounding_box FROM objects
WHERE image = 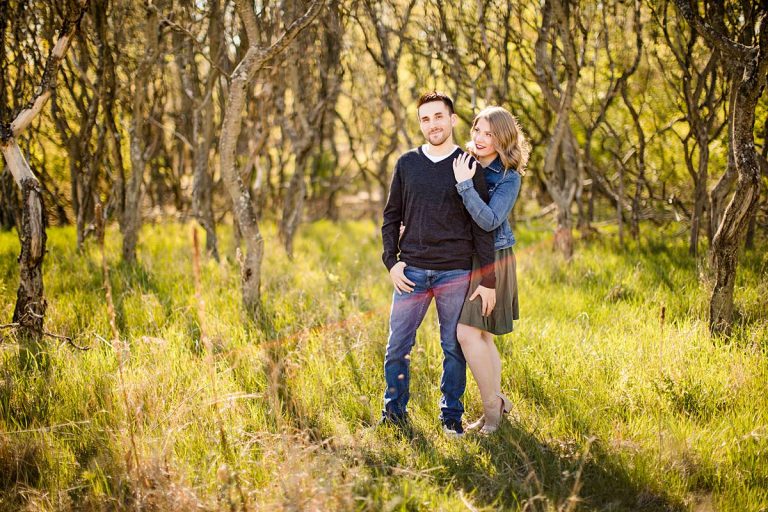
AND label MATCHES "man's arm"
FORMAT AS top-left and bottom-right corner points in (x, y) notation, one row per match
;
(381, 160), (415, 294)
(382, 161), (403, 271)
